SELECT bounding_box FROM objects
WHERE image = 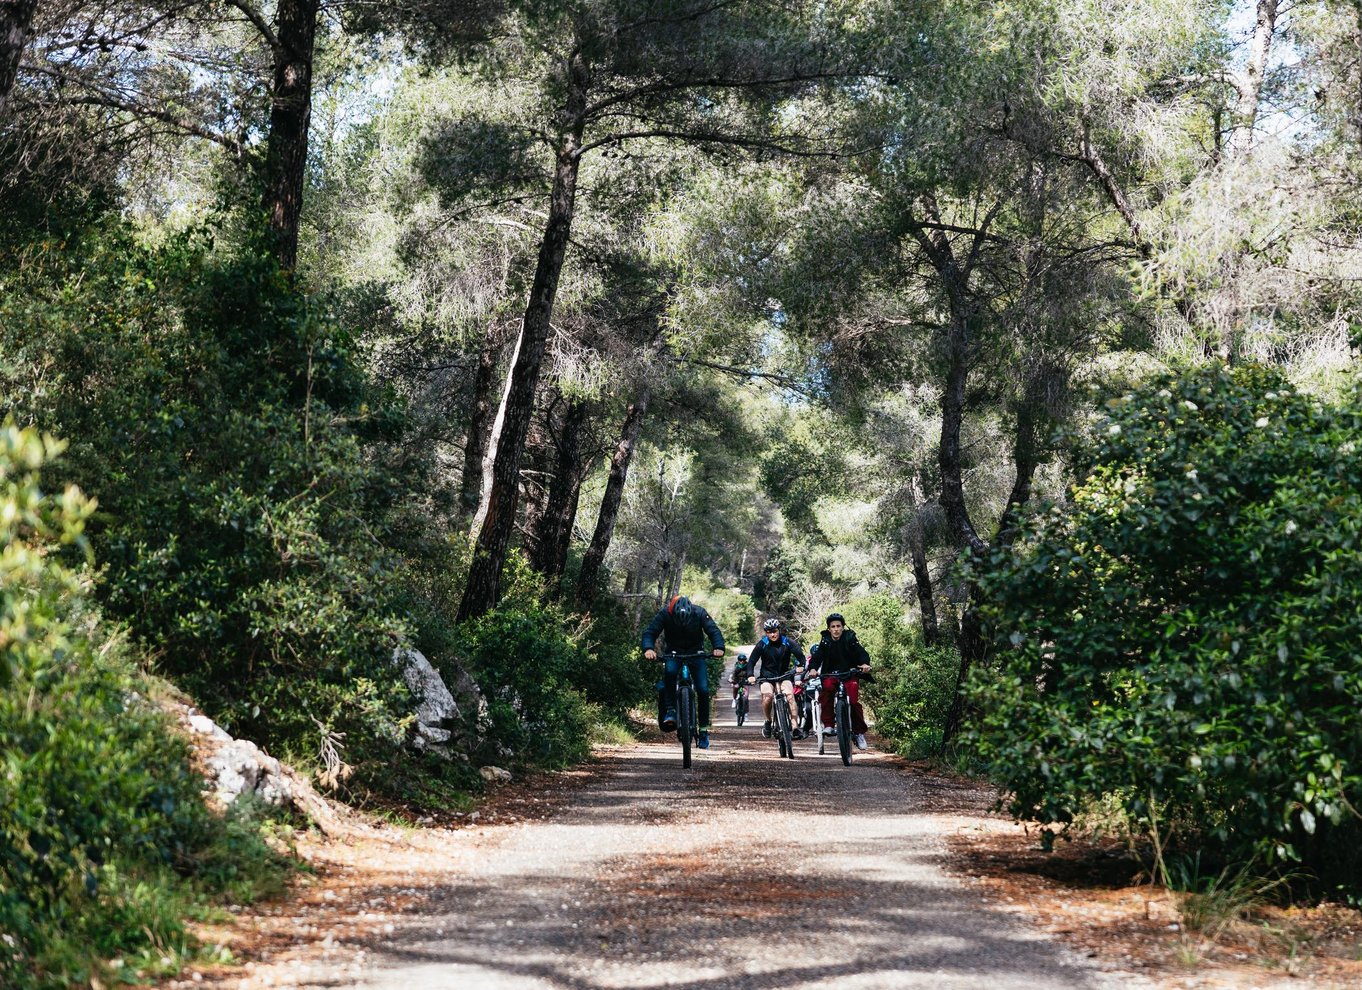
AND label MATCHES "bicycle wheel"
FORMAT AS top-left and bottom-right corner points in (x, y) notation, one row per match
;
(678, 683), (693, 769)
(776, 694), (794, 759)
(836, 691), (852, 766)
(736, 692), (747, 726)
